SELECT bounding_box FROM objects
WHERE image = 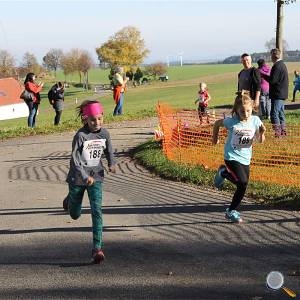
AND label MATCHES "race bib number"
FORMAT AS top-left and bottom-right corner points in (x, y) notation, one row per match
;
(231, 128), (254, 149)
(82, 139), (106, 166)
